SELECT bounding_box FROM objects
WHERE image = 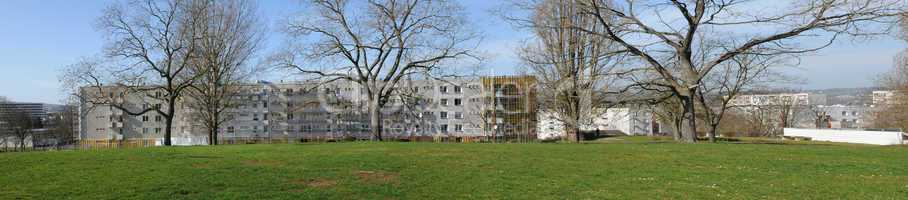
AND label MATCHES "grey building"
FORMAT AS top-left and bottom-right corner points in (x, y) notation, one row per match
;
(0, 102), (53, 127)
